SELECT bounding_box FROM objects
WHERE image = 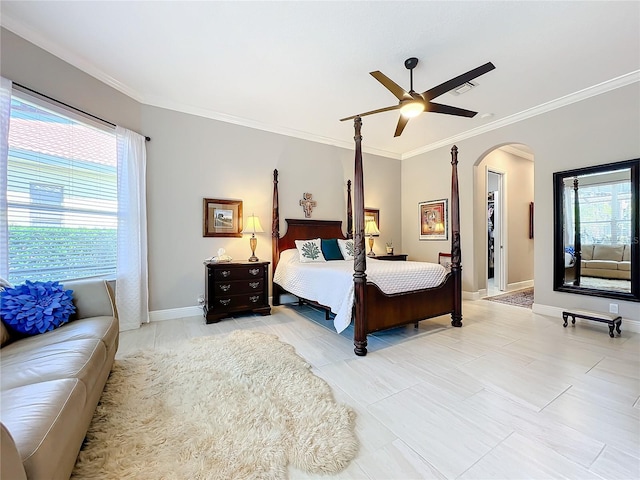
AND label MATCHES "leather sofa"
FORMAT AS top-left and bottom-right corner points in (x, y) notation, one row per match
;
(580, 244), (631, 280)
(1, 279), (118, 480)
